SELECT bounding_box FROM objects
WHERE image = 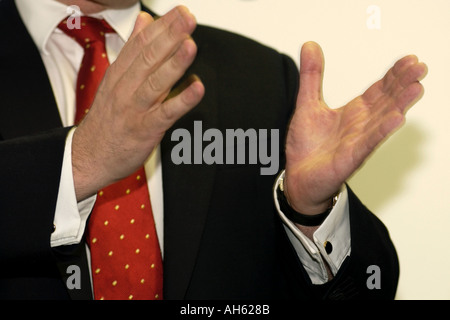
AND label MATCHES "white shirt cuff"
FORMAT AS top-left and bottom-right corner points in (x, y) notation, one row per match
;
(51, 127), (96, 247)
(273, 170), (351, 284)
